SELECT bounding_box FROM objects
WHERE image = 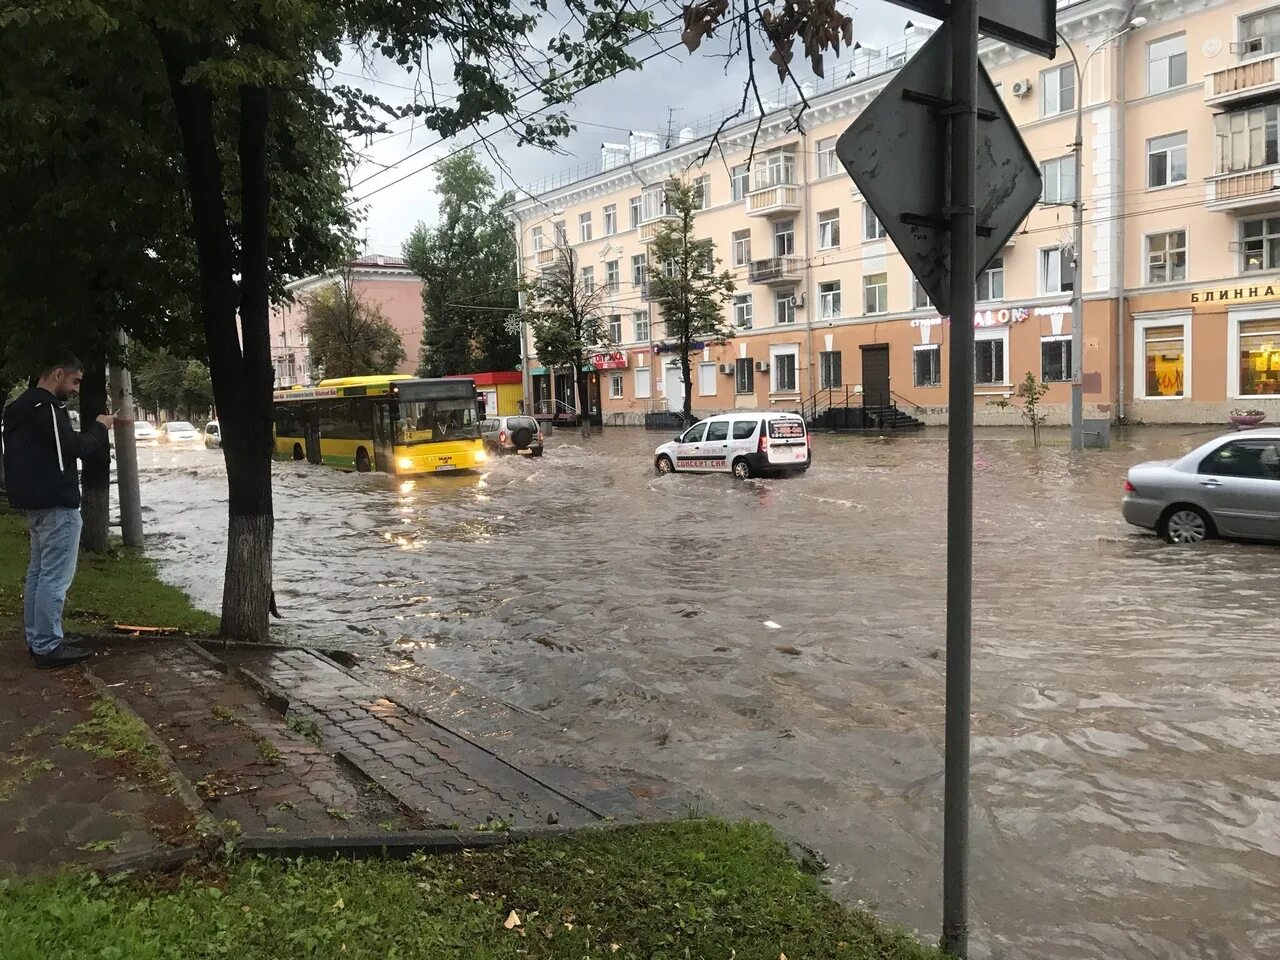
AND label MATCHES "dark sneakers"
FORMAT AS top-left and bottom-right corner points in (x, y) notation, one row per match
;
(30, 645), (93, 669)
